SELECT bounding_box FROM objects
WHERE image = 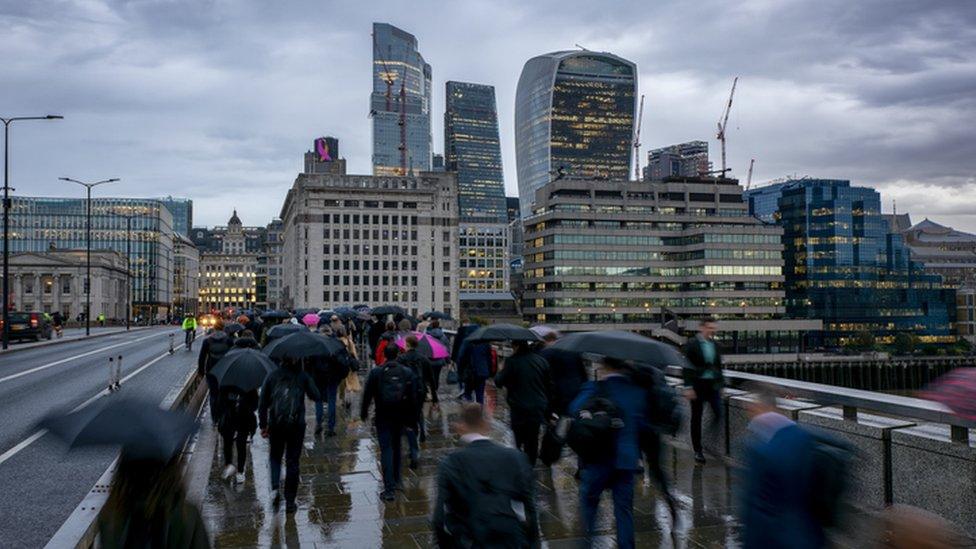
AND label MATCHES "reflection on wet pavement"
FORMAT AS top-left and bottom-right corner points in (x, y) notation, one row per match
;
(201, 382), (743, 548)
